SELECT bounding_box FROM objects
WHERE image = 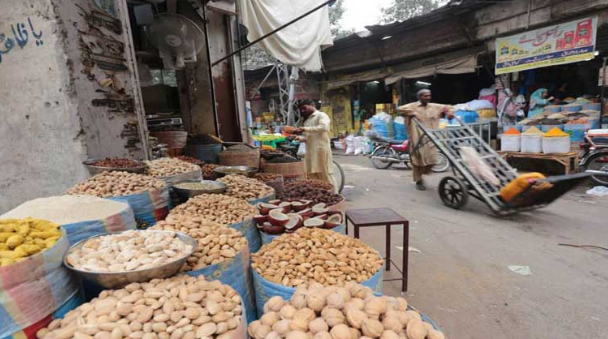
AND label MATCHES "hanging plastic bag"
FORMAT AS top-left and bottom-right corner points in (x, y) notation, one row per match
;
(460, 147), (500, 186)
(297, 142), (306, 157)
